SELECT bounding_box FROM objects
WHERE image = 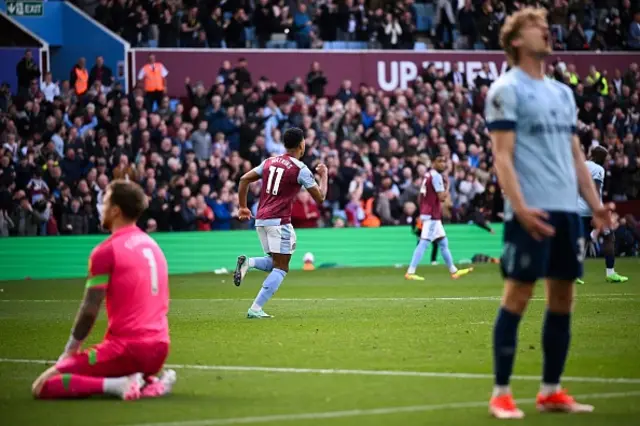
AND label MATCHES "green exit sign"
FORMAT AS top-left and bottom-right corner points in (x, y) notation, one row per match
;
(6, 1), (44, 17)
